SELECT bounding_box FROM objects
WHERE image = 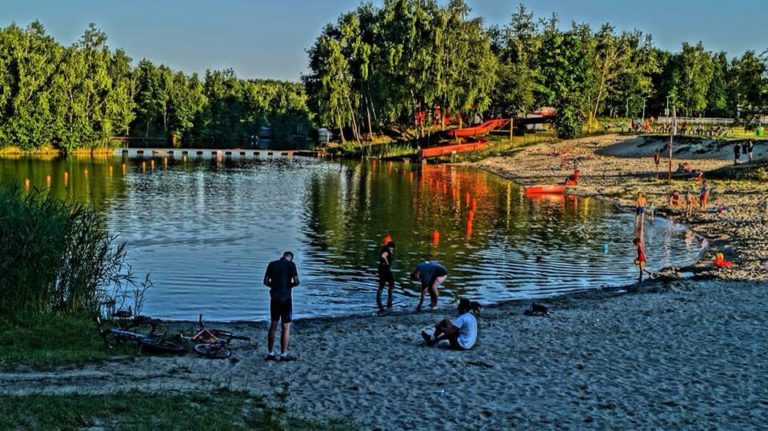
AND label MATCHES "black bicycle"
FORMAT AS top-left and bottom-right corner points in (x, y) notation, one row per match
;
(95, 316), (185, 354)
